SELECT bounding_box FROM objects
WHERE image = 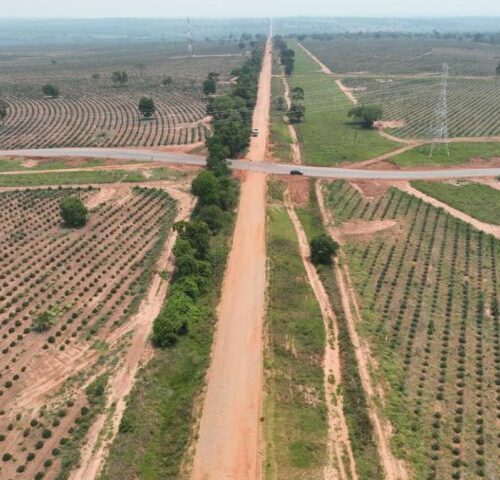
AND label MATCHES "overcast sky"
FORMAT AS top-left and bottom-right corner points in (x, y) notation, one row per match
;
(1, 0), (500, 18)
